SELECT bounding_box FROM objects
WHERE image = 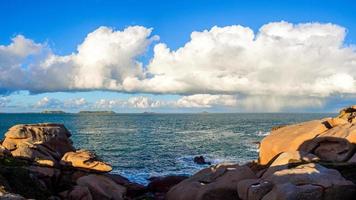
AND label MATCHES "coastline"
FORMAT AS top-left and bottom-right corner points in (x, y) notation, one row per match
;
(0, 106), (355, 199)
